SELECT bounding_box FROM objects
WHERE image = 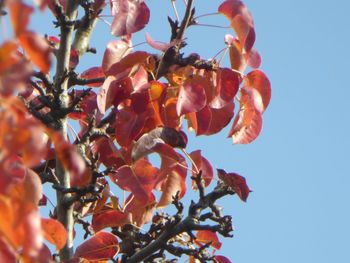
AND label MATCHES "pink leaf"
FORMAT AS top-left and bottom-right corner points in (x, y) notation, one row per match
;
(228, 88), (263, 144)
(110, 0), (150, 36)
(176, 76), (207, 116)
(218, 0), (255, 52)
